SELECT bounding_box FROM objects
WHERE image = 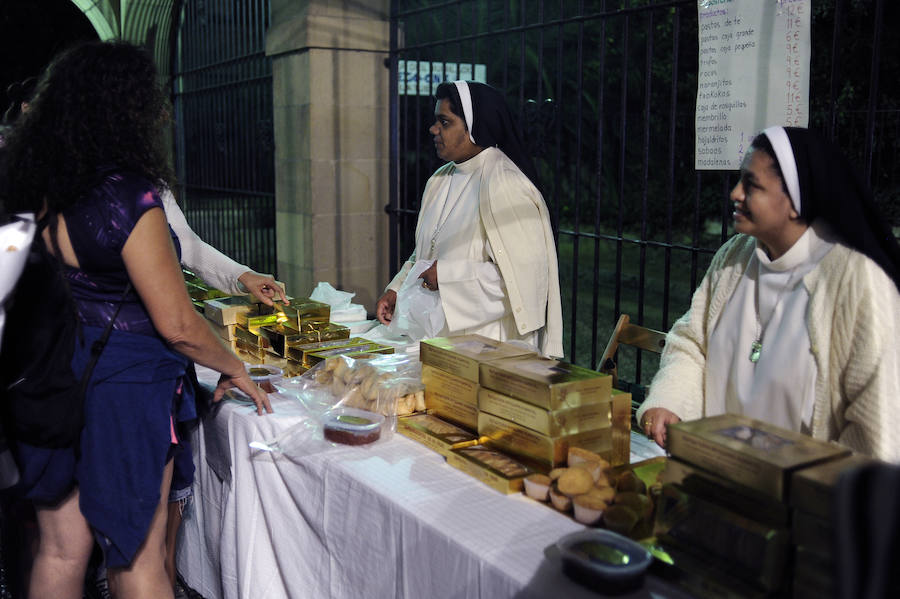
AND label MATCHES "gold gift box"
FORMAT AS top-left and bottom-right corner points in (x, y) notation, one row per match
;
(478, 355), (612, 410)
(476, 411), (623, 468)
(660, 457), (790, 527)
(235, 308), (281, 333)
(206, 320), (238, 342)
(204, 296), (255, 326)
(656, 482), (791, 592)
(397, 413), (477, 457)
(445, 445), (532, 495)
(275, 299), (330, 328)
(284, 322), (350, 348)
(788, 453), (876, 519)
(285, 337), (370, 366)
(235, 337), (266, 364)
(793, 546), (835, 599)
(667, 414), (851, 502)
(425, 388), (478, 431)
(234, 325), (269, 351)
(283, 360), (308, 377)
(305, 342), (393, 365)
(422, 364), (480, 407)
(419, 334), (534, 383)
(258, 324), (308, 357)
(478, 385), (617, 437)
(792, 510), (832, 554)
